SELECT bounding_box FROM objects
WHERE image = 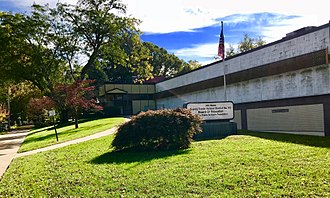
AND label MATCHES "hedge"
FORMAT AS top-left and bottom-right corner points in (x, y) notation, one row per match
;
(112, 108), (202, 151)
